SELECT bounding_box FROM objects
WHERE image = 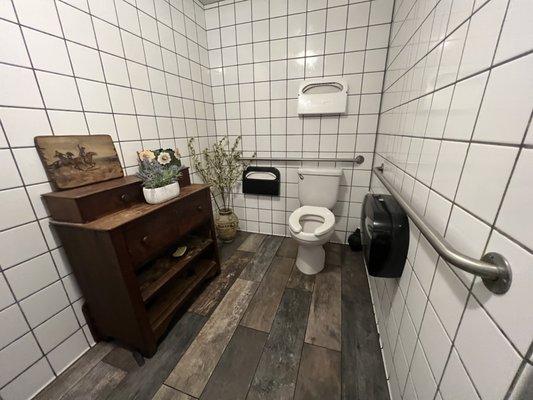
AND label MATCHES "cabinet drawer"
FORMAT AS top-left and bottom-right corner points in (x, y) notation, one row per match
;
(124, 189), (211, 267)
(175, 190), (211, 234)
(124, 208), (180, 267)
